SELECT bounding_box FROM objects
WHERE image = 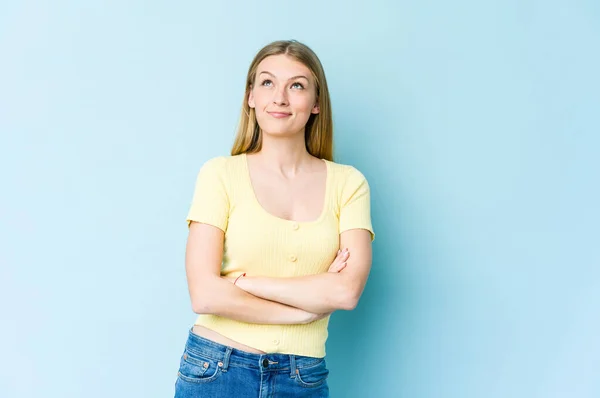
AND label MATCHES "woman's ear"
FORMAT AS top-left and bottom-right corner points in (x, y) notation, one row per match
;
(248, 87), (255, 108)
(311, 102), (320, 114)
